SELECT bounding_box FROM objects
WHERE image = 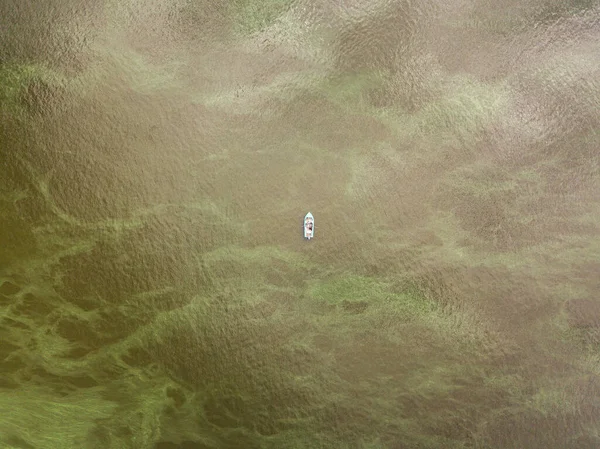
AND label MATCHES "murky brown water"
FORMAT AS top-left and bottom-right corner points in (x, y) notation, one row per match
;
(1, 0), (599, 448)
